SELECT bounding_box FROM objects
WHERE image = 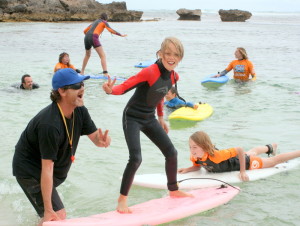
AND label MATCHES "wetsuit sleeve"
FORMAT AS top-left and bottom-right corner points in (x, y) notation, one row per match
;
(111, 68), (150, 95)
(104, 21), (122, 36)
(191, 156), (201, 166)
(225, 61), (234, 72)
(156, 99), (164, 116)
(83, 24), (92, 34)
(210, 148), (237, 164)
(185, 102), (195, 108)
(165, 98), (181, 108)
(172, 71), (180, 83)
